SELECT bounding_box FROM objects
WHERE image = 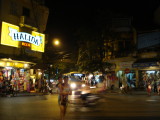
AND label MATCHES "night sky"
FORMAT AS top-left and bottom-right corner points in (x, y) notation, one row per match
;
(44, 0), (160, 49)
